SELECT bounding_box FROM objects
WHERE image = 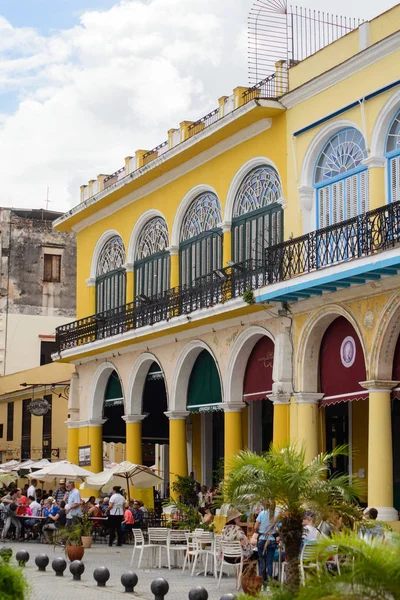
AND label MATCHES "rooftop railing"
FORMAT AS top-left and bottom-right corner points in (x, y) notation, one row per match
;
(56, 200), (400, 354)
